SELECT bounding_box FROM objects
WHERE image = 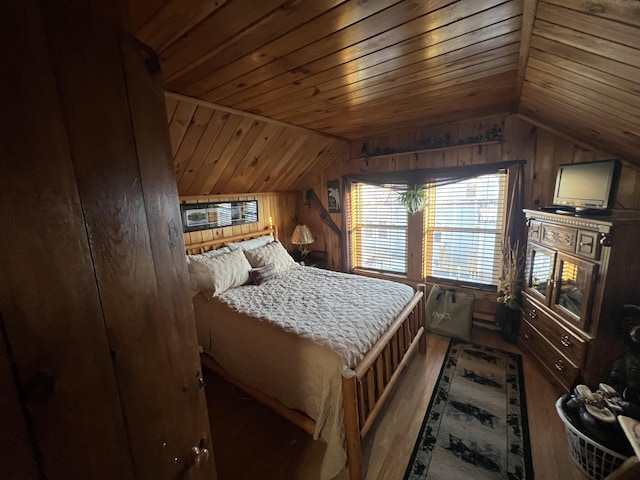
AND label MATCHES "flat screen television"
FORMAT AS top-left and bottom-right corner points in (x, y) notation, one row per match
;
(552, 159), (621, 214)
